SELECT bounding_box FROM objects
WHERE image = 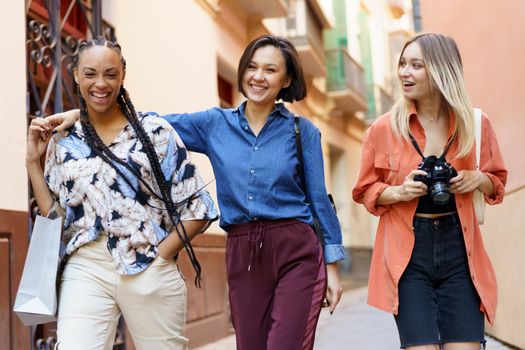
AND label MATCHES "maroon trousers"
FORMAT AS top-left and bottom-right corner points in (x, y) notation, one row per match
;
(225, 219), (327, 350)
